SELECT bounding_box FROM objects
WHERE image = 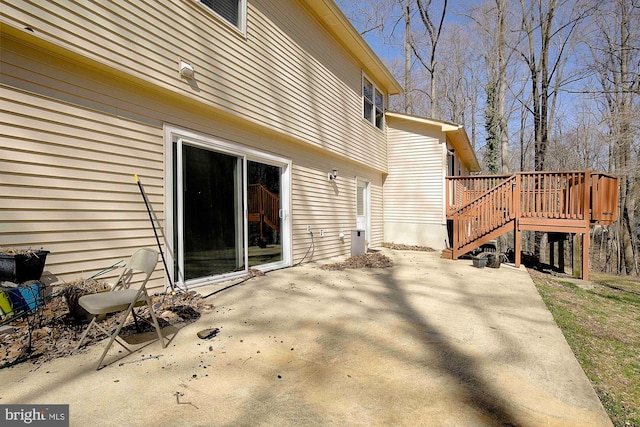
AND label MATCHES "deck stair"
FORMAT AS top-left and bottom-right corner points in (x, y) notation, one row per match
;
(445, 171), (619, 279)
(248, 183), (280, 237)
